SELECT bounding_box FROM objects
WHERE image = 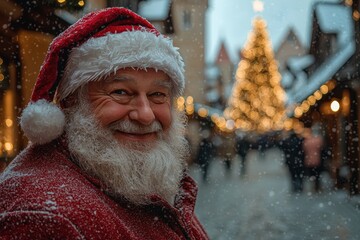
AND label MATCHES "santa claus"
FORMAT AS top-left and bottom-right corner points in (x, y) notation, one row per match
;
(0, 7), (208, 240)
